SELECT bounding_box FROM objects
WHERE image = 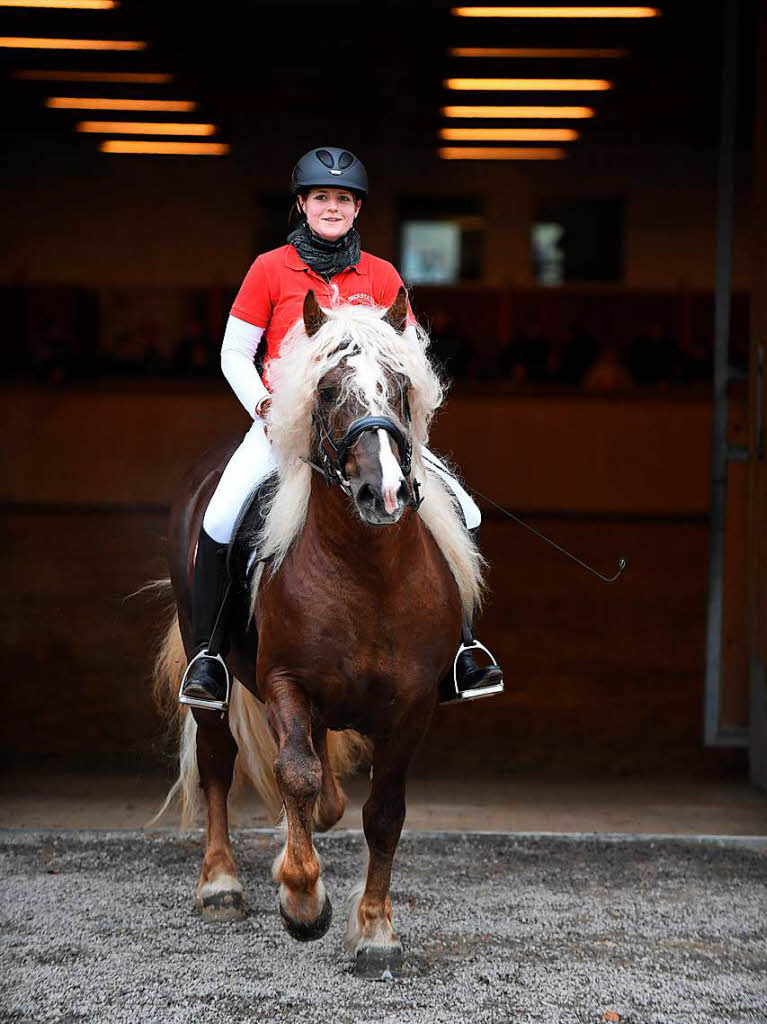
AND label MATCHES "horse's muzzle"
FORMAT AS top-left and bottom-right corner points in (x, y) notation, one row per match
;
(352, 478), (410, 525)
